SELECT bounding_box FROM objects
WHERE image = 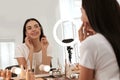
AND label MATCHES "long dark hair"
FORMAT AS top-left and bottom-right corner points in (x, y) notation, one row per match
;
(82, 0), (120, 69)
(22, 18), (44, 43)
